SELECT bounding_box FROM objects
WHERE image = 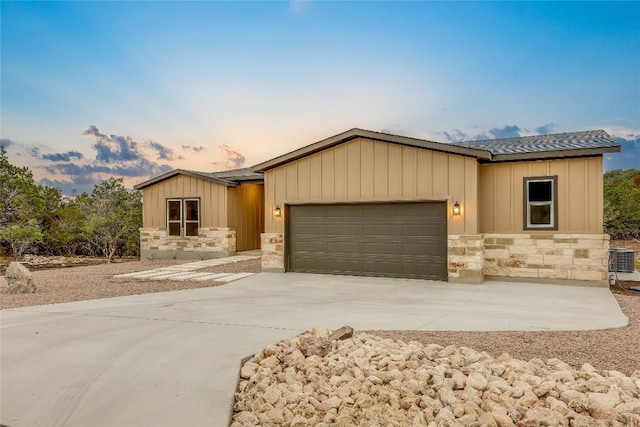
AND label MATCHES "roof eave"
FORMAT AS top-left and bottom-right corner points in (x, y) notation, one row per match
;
(134, 169), (236, 190)
(252, 128), (492, 172)
(487, 145), (621, 162)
